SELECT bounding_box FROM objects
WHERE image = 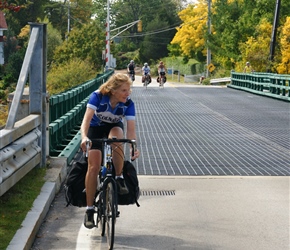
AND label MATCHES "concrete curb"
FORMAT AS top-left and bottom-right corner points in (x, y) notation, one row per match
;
(7, 157), (67, 250)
